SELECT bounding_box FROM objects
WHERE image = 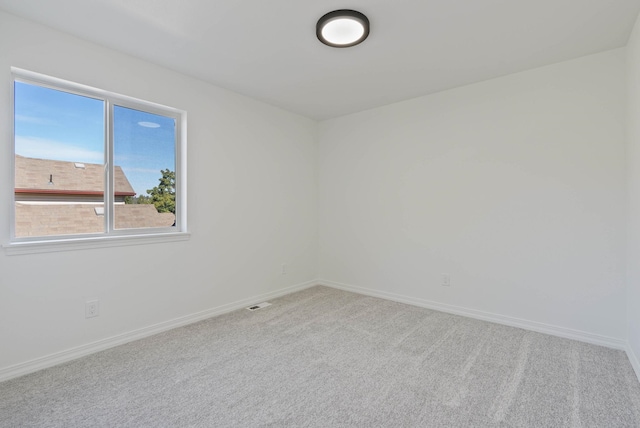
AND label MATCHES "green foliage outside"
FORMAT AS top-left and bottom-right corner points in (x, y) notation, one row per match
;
(124, 194), (152, 205)
(125, 169), (175, 214)
(148, 169), (176, 214)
